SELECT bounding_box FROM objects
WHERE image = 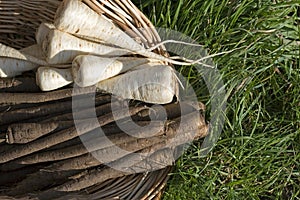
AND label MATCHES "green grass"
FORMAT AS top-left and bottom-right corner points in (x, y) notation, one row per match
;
(133, 0), (300, 199)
